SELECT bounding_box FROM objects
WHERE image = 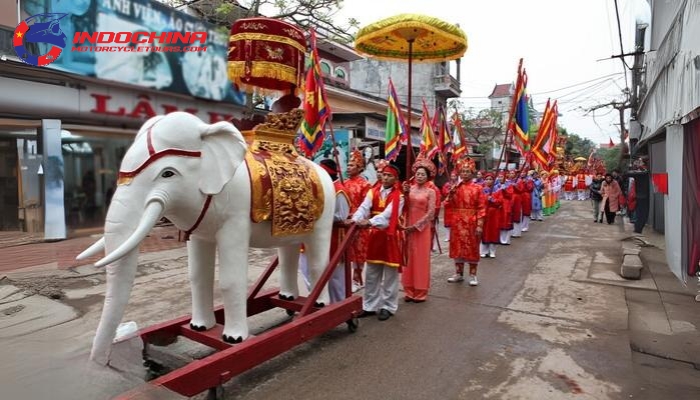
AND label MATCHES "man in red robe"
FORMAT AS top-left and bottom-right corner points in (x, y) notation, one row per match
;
(563, 173), (576, 201)
(479, 173), (503, 258)
(444, 158), (487, 286)
(348, 163), (404, 321)
(344, 150), (372, 292)
(576, 171), (588, 201)
(520, 170), (535, 232)
(508, 170), (524, 238)
(497, 171), (514, 245)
